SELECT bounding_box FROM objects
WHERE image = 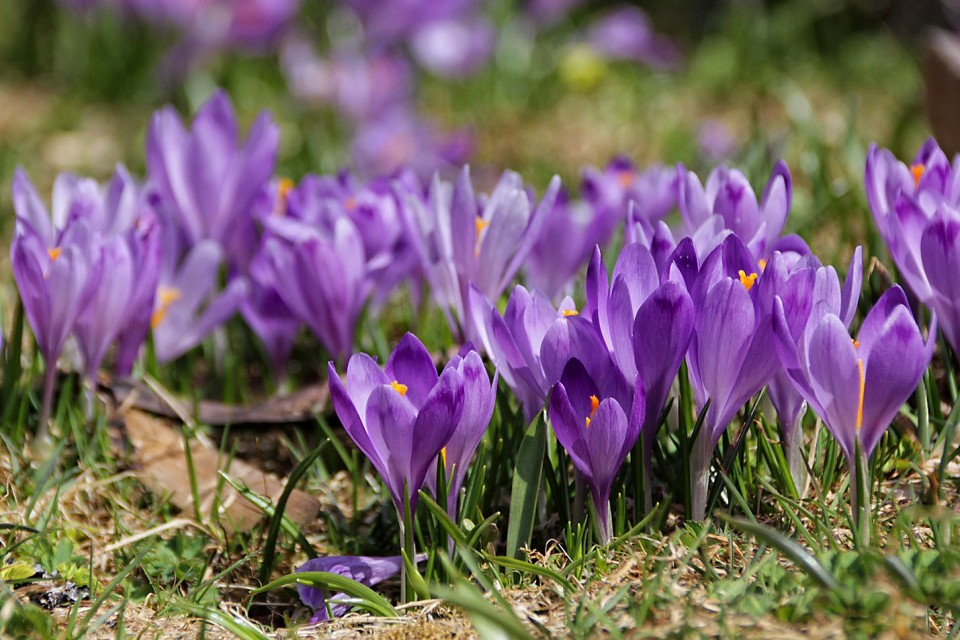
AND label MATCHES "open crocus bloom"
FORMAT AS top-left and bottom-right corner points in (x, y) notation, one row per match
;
(327, 333), (465, 516)
(775, 285), (934, 466)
